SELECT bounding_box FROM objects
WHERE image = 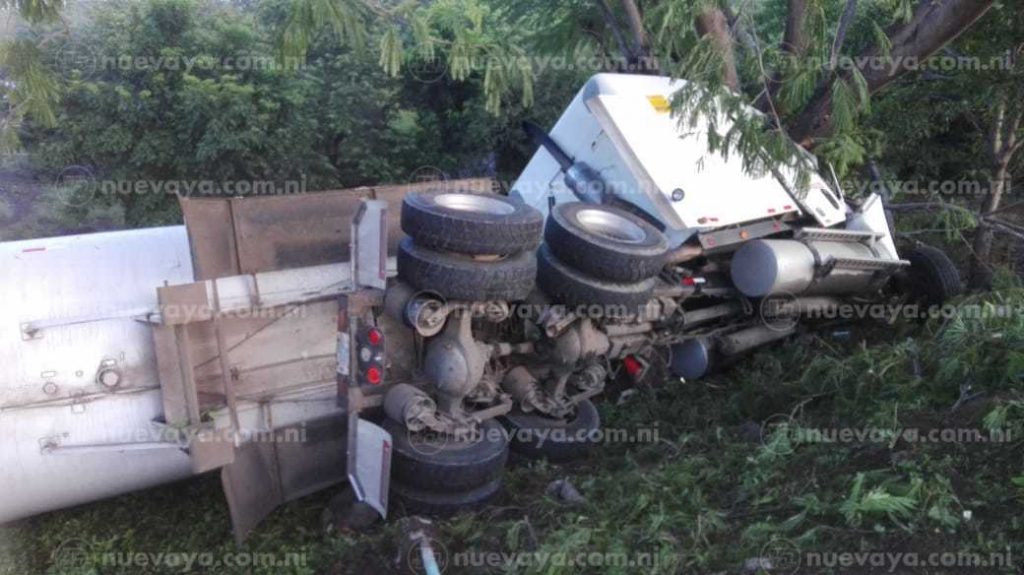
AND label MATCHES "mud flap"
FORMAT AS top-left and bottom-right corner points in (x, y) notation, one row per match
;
(348, 418), (392, 518)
